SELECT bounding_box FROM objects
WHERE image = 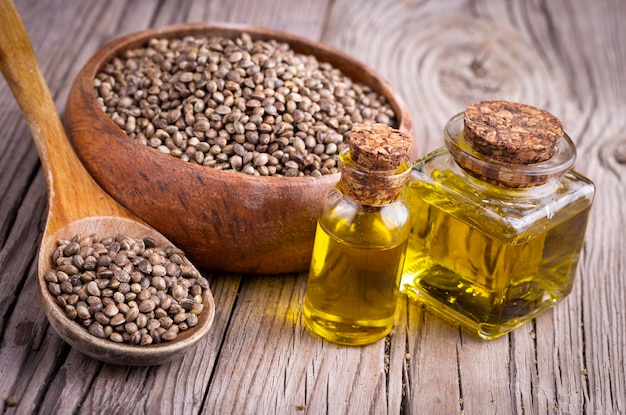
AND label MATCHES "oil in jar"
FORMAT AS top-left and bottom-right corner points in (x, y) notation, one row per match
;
(303, 123), (412, 345)
(401, 102), (595, 340)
